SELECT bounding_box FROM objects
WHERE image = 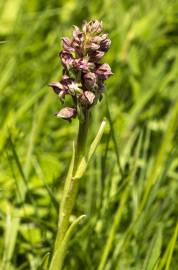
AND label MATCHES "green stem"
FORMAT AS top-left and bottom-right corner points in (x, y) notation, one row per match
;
(49, 109), (90, 270)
